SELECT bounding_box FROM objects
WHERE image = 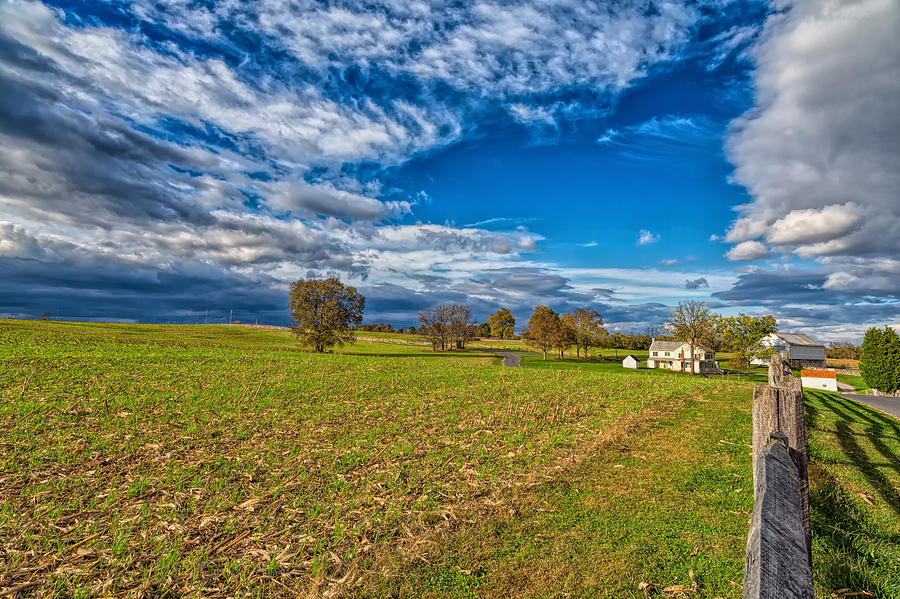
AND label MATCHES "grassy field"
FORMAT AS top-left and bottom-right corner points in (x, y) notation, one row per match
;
(1, 320), (896, 597)
(520, 354), (770, 385)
